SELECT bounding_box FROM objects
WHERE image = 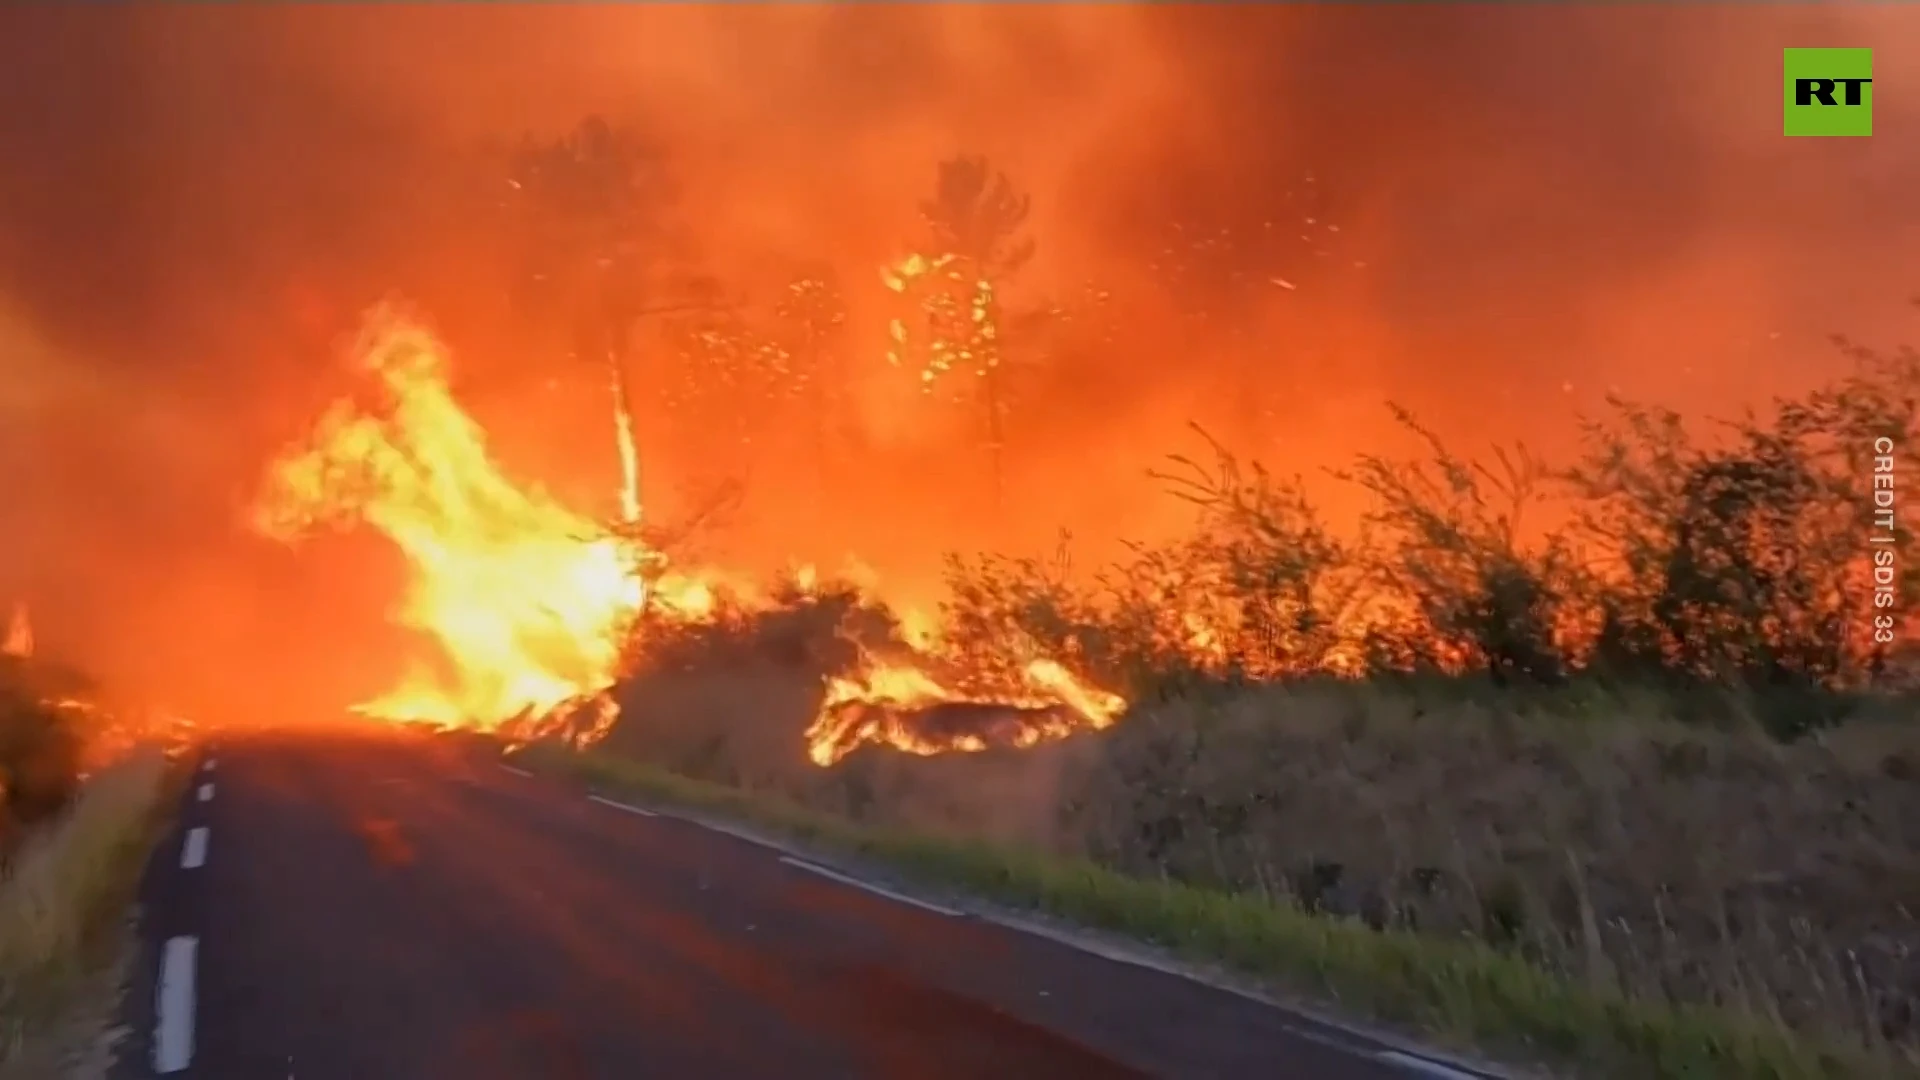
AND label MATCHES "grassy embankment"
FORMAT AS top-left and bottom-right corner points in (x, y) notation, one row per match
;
(0, 661), (176, 1079)
(511, 346), (1920, 1079)
(519, 709), (1913, 1080)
